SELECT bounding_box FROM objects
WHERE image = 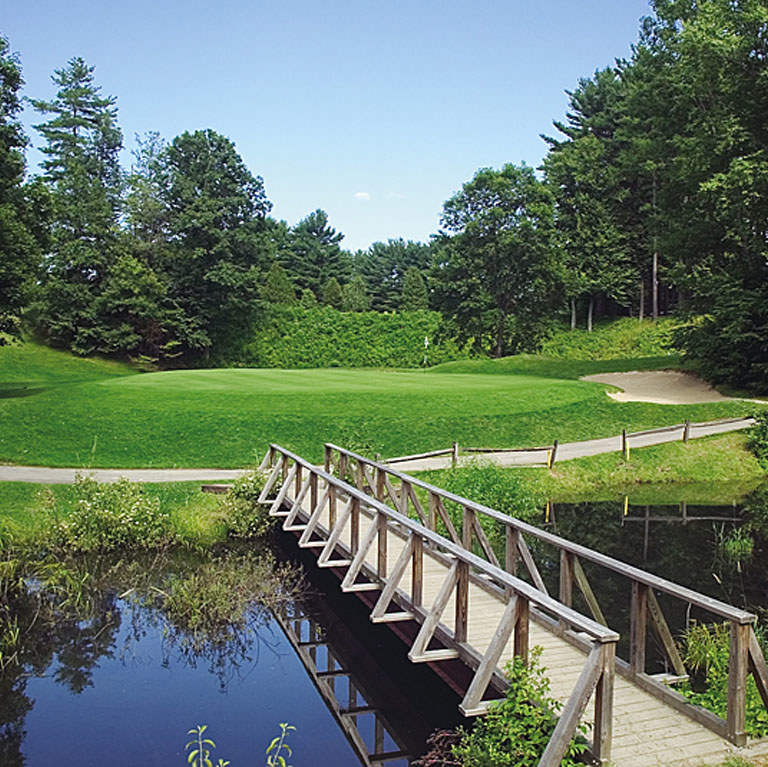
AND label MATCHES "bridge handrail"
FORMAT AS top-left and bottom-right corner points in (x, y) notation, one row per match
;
(276, 444), (618, 643)
(324, 443), (753, 624)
